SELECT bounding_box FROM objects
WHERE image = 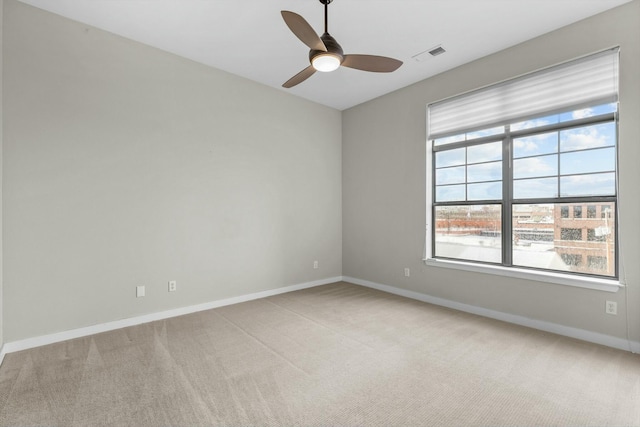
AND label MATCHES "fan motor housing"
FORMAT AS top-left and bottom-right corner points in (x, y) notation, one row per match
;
(309, 32), (344, 64)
